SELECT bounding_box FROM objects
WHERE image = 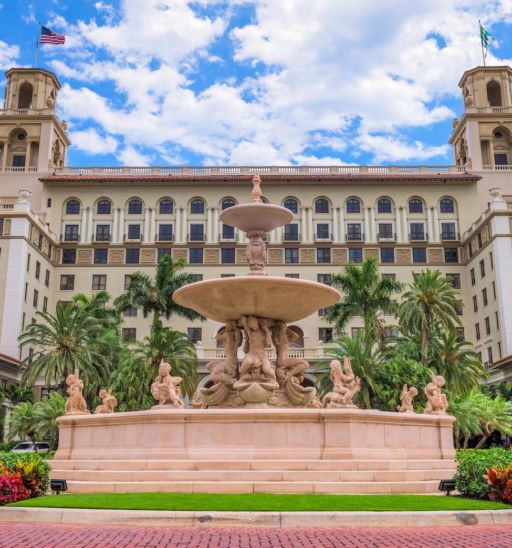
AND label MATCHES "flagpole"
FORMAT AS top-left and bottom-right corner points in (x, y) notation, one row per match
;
(33, 24), (41, 68)
(479, 20), (486, 67)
